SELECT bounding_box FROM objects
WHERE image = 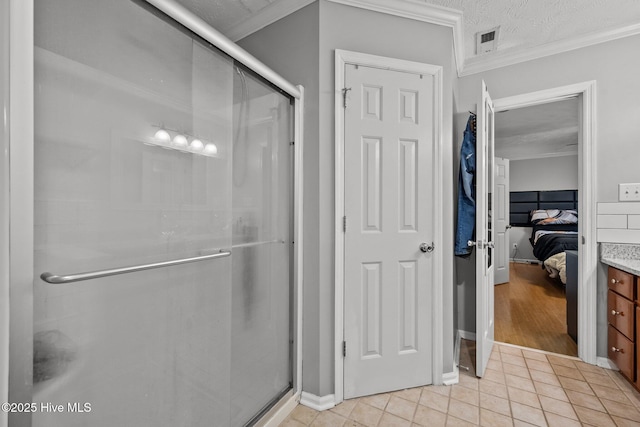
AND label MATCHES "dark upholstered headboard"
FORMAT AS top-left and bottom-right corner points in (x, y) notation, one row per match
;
(509, 190), (578, 227)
